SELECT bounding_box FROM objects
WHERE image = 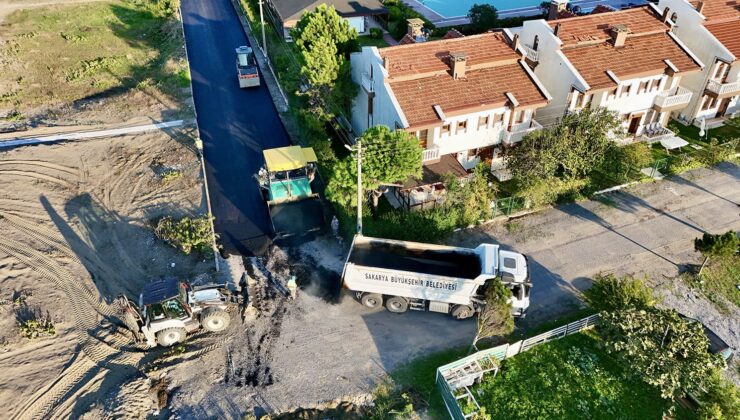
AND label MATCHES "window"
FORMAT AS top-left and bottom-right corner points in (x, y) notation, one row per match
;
(493, 113), (504, 124)
(514, 111), (525, 124)
(441, 123), (451, 135)
(638, 81), (649, 94)
(571, 91), (580, 108)
(457, 120), (467, 133)
(650, 78), (661, 92)
(670, 12), (678, 24)
(478, 115), (489, 129)
(609, 87), (618, 100)
(162, 298), (188, 319)
(714, 62), (730, 81)
(582, 93), (593, 109)
(620, 84), (632, 97)
(367, 95), (373, 115)
(417, 129), (428, 148)
(701, 96), (717, 110)
(503, 257), (517, 269)
(533, 35), (539, 50)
